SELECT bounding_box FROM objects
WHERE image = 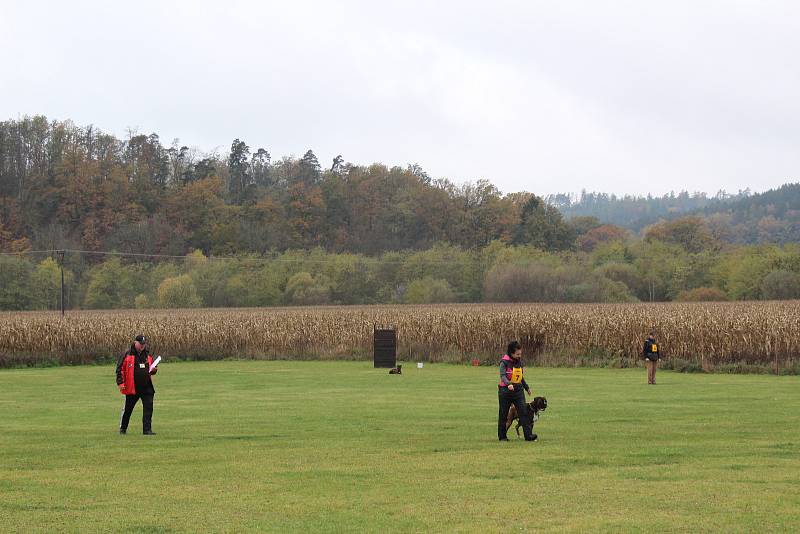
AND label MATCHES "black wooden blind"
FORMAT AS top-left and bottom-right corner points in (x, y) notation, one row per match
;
(373, 327), (396, 368)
